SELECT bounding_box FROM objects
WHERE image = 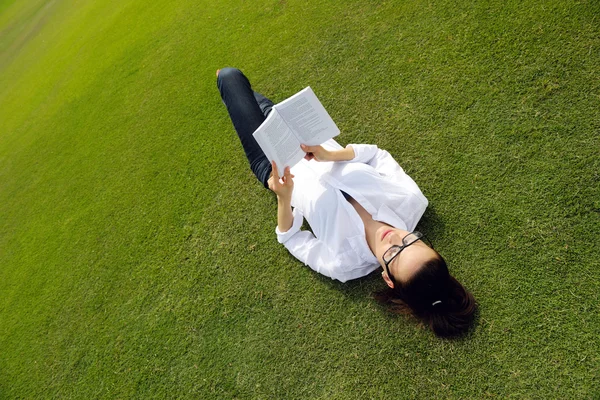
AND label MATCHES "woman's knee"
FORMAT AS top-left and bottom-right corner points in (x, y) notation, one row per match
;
(217, 67), (245, 87)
